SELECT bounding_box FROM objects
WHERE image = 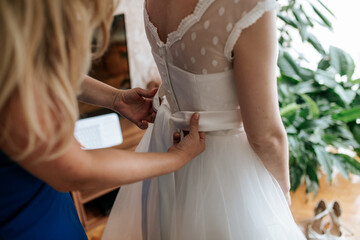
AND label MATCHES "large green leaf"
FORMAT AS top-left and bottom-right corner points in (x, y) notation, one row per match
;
(298, 118), (332, 131)
(307, 33), (326, 55)
(298, 67), (315, 81)
(278, 83), (297, 105)
(352, 125), (360, 144)
(318, 57), (331, 70)
(277, 13), (298, 28)
(329, 46), (355, 78)
(332, 106), (360, 123)
(290, 165), (303, 191)
(306, 163), (319, 194)
(329, 125), (359, 148)
(299, 24), (309, 42)
(292, 7), (308, 31)
(314, 69), (337, 88)
(280, 103), (302, 118)
(300, 94), (320, 118)
(334, 85), (356, 106)
(308, 128), (323, 144)
(288, 135), (307, 167)
(337, 154), (360, 175)
(315, 0), (335, 17)
(322, 133), (338, 145)
(313, 145), (333, 183)
(300, 5), (314, 27)
(286, 125), (298, 134)
(310, 3), (333, 30)
(278, 51), (302, 82)
(292, 80), (320, 94)
(332, 155), (350, 180)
